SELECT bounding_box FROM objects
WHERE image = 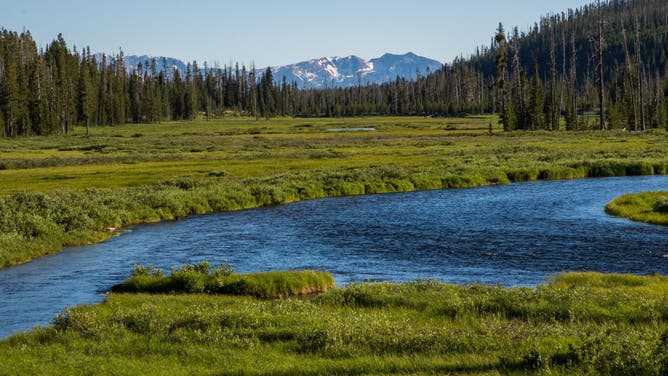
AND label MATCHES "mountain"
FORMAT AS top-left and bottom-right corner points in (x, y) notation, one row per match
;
(92, 54), (188, 75)
(270, 52), (442, 89)
(98, 52), (441, 89)
(123, 55), (188, 74)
